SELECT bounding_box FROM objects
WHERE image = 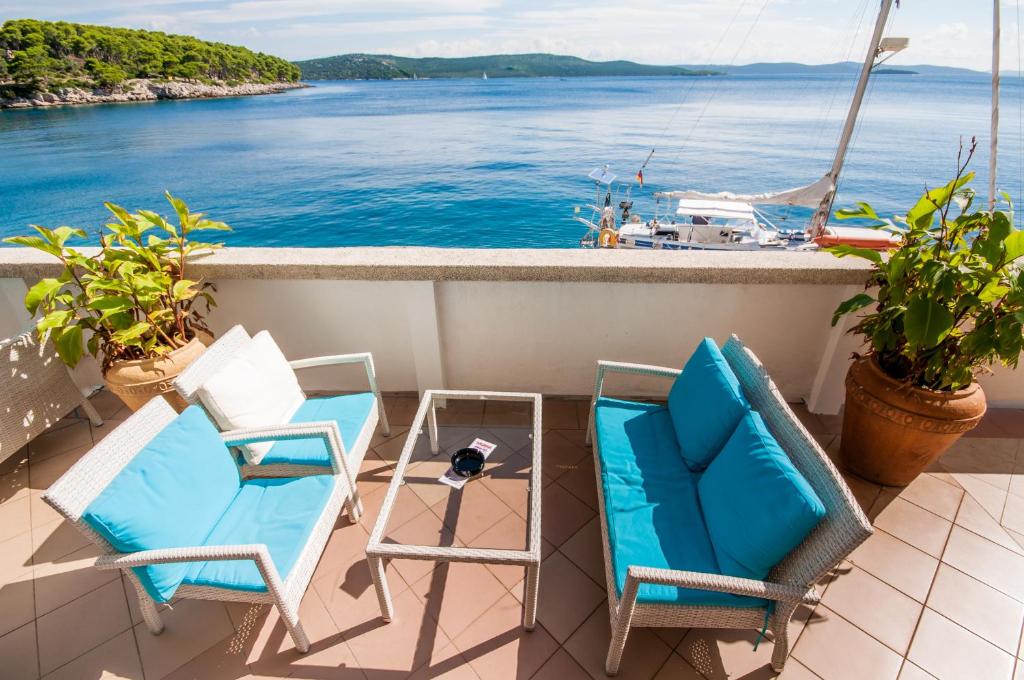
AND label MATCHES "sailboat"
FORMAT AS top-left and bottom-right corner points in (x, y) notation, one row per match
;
(577, 0), (910, 251)
(482, 72), (488, 80)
